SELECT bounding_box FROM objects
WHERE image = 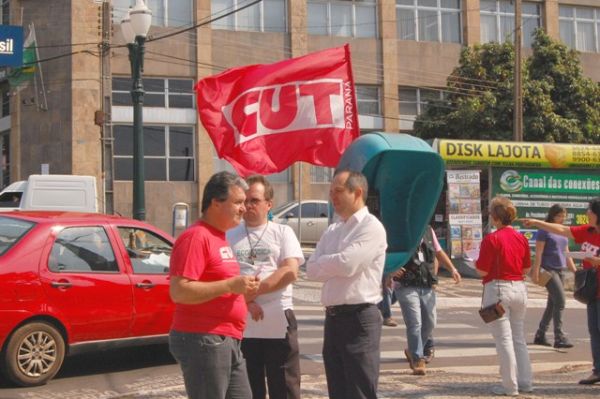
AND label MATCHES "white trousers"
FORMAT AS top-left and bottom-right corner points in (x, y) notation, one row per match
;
(483, 280), (532, 394)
